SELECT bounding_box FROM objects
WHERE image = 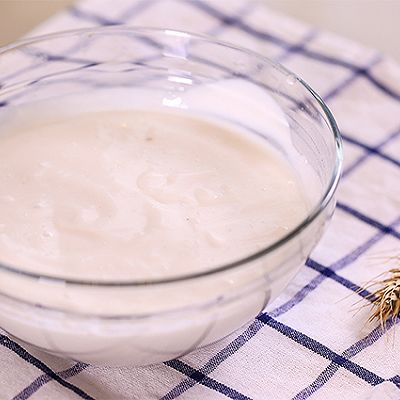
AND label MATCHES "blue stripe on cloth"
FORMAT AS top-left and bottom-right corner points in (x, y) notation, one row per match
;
(305, 259), (373, 299)
(390, 376), (400, 389)
(287, 54), (380, 116)
(164, 359), (253, 400)
(0, 46), (96, 85)
(337, 203), (400, 240)
(24, 52), (98, 65)
(343, 133), (400, 169)
(276, 30), (318, 62)
(12, 363), (89, 400)
(189, 0), (400, 102)
(269, 274), (326, 319)
(161, 320), (265, 400)
(187, 0), (303, 49)
(293, 318), (400, 399)
(0, 335), (94, 400)
(69, 7), (119, 26)
(276, 30), (318, 63)
(329, 216), (400, 271)
(1, 64), (115, 105)
(206, 2), (259, 37)
(112, 0), (159, 22)
(323, 55), (382, 102)
(365, 72), (400, 101)
(343, 126), (400, 177)
(257, 314), (385, 386)
(26, 62), (100, 84)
